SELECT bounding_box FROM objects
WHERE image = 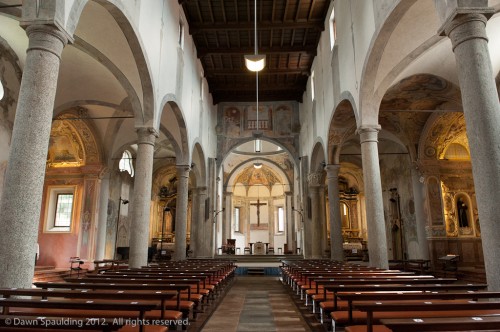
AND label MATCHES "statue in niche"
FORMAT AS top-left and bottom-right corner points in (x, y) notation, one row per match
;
(457, 198), (469, 228)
